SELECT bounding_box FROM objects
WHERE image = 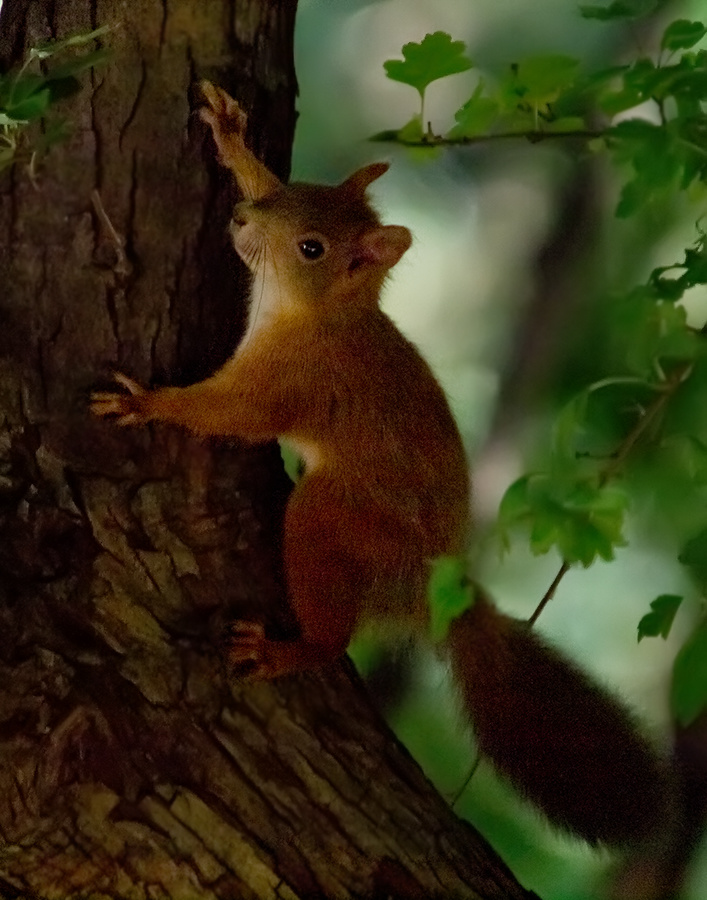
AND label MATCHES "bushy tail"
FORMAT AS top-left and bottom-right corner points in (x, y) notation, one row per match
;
(446, 594), (674, 846)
